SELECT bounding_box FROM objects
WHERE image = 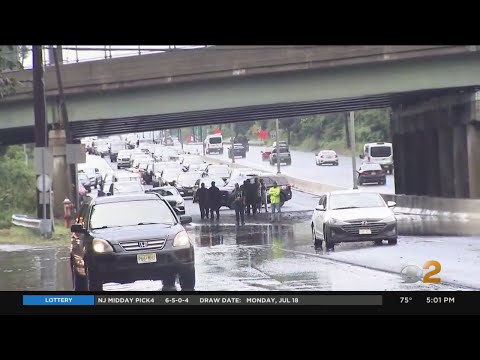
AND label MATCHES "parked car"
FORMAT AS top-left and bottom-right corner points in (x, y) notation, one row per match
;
(228, 144), (246, 158)
(204, 164), (231, 181)
(145, 186), (185, 215)
(70, 194), (195, 291)
(111, 181), (145, 195)
(77, 173), (91, 193)
(261, 148), (272, 161)
(117, 151), (132, 169)
(79, 168), (102, 188)
(219, 174), (292, 209)
(315, 150), (339, 166)
(192, 176), (226, 203)
(175, 172), (202, 197)
(181, 155), (205, 172)
(161, 168), (183, 186)
(357, 162), (386, 186)
(311, 190), (397, 251)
